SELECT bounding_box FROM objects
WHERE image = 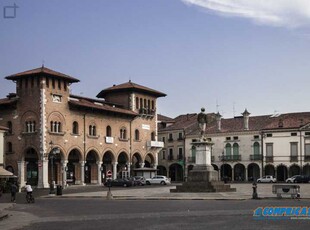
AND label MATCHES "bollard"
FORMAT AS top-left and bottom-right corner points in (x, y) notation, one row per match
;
(252, 182), (258, 199)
